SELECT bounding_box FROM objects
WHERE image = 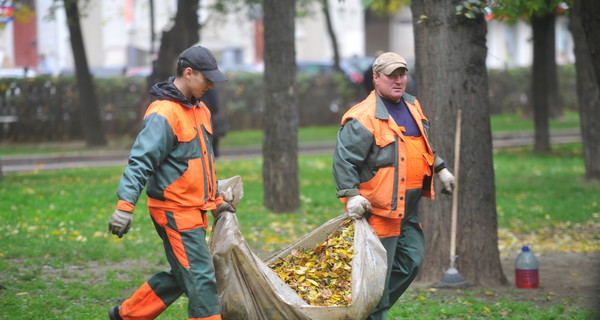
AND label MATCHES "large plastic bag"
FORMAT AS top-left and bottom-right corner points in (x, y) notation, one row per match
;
(209, 178), (387, 319)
